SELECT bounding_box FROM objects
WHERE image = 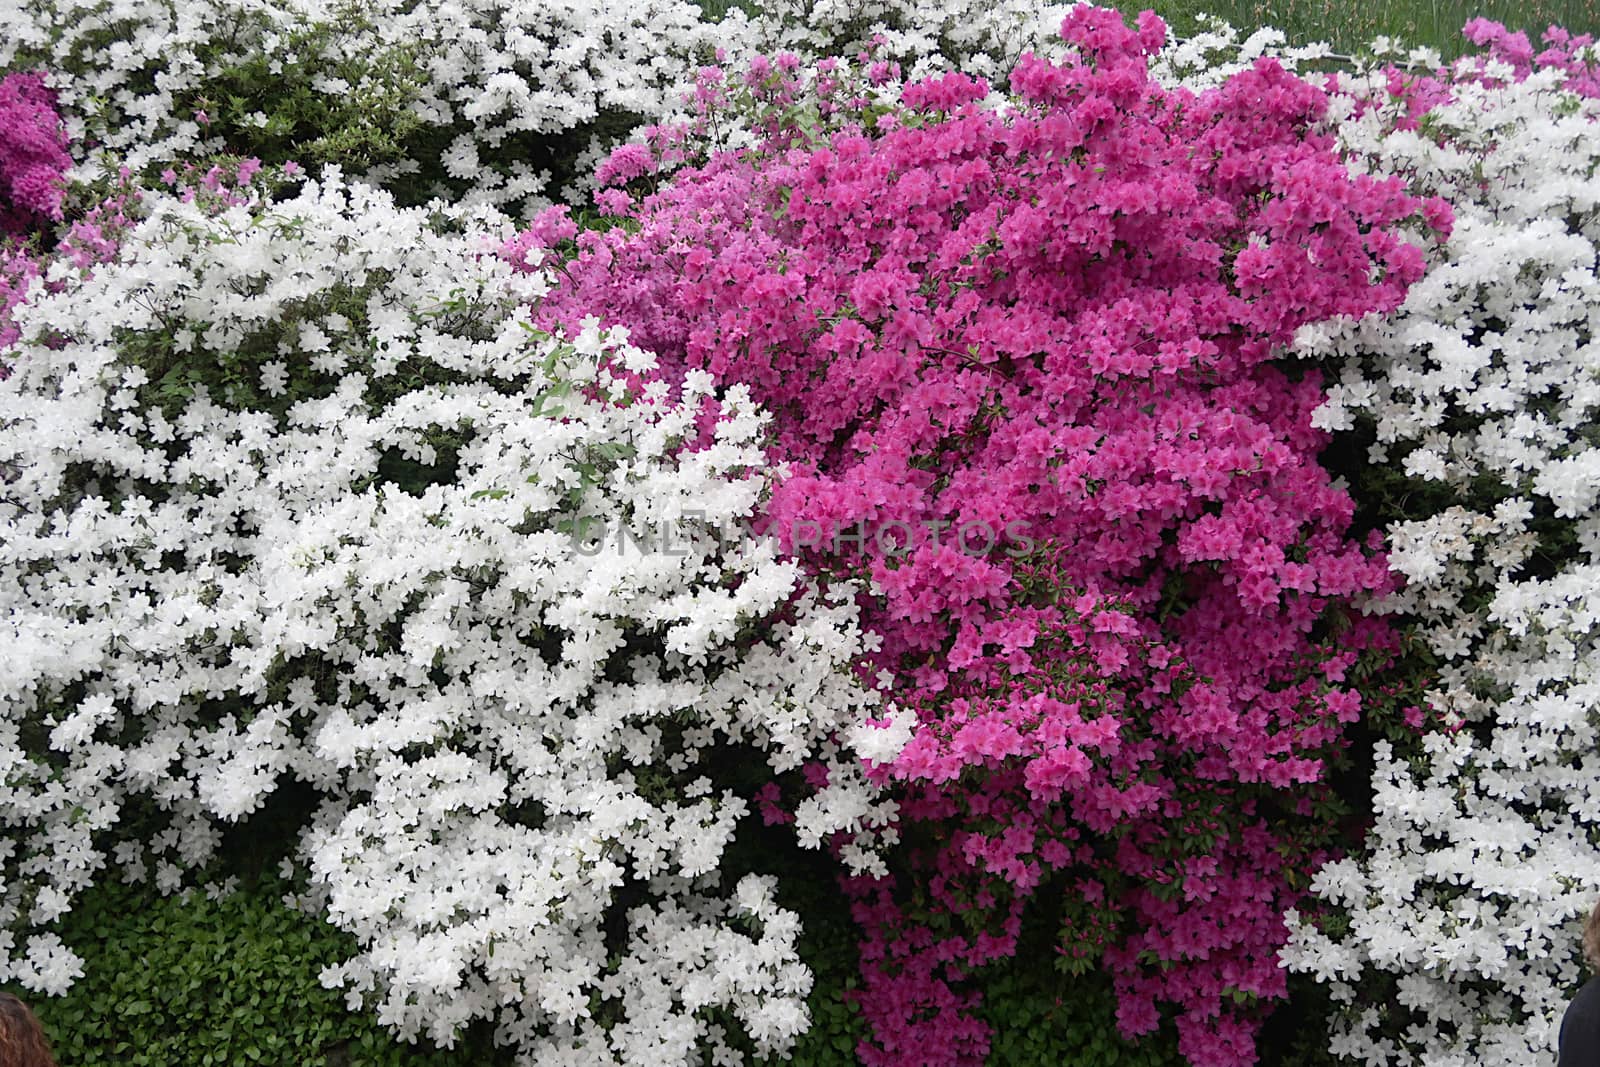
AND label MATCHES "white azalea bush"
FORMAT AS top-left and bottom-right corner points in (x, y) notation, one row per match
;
(340, 0), (725, 210)
(1277, 63), (1600, 1064)
(742, 0), (1069, 81)
(0, 171), (906, 1063)
(1148, 15), (1363, 91)
(0, 0), (724, 212)
(1, 0), (414, 178)
(0, 0), (1111, 212)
